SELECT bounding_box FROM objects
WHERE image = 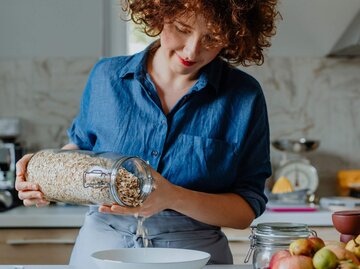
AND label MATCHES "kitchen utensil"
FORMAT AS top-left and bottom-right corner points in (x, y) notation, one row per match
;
(267, 188), (309, 203)
(272, 138), (319, 153)
(272, 138), (320, 196)
(332, 210), (360, 243)
(91, 248), (210, 269)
